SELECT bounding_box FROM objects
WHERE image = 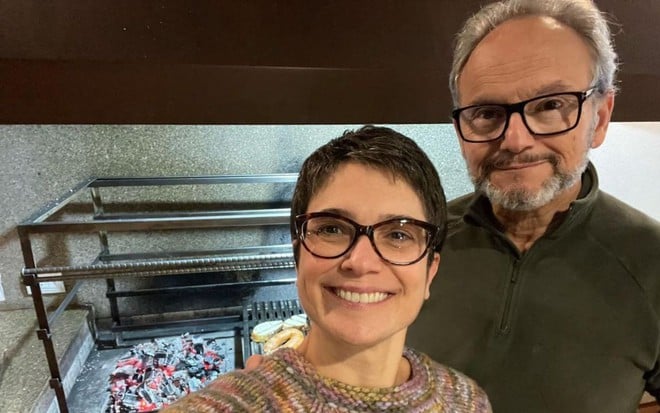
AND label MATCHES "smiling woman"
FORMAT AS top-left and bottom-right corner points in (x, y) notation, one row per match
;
(160, 125), (492, 412)
(295, 161), (439, 360)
